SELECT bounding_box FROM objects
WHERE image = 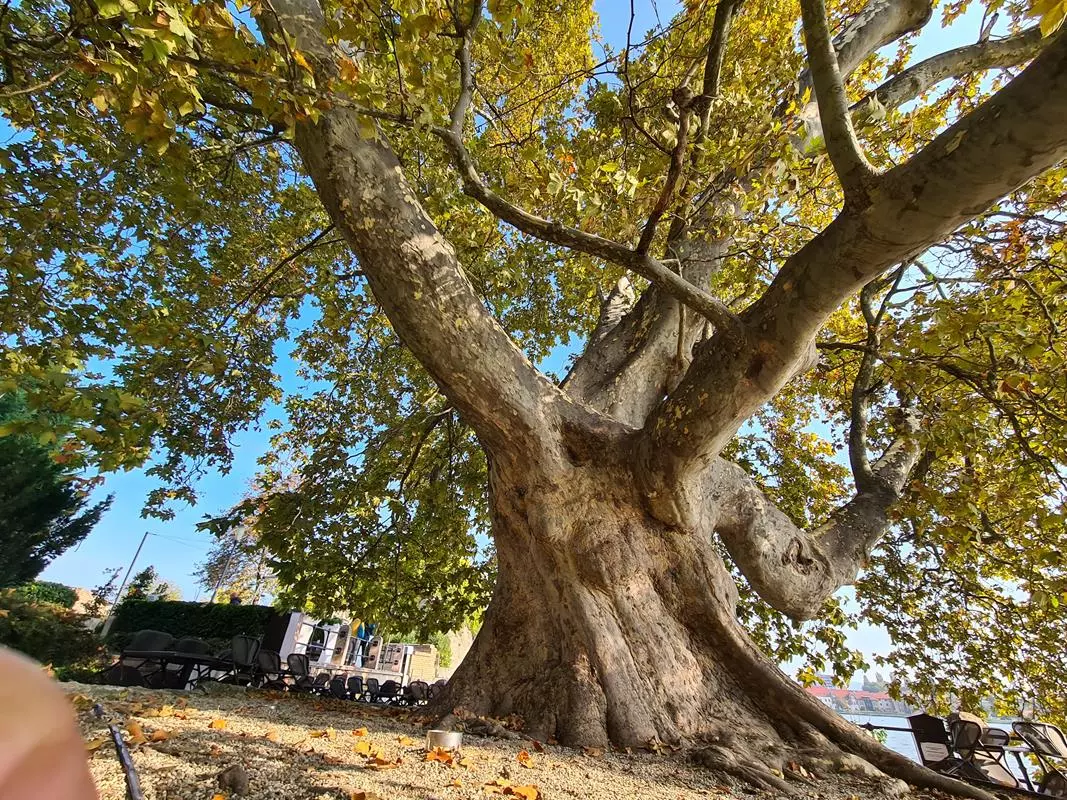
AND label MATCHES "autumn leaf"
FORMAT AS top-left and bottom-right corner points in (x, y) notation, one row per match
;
(85, 737), (108, 753)
(397, 734), (416, 746)
(126, 721), (147, 745)
(645, 737), (665, 754)
(509, 786), (540, 800)
(265, 729), (280, 742)
(352, 727), (368, 736)
(367, 755), (402, 770)
(310, 727), (336, 739)
(581, 746), (603, 757)
(516, 749), (534, 768)
(211, 794), (226, 800)
(208, 719), (227, 730)
(531, 740), (545, 753)
(149, 729), (170, 742)
(425, 746), (455, 765)
(449, 778), (463, 787)
(353, 740), (374, 756)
